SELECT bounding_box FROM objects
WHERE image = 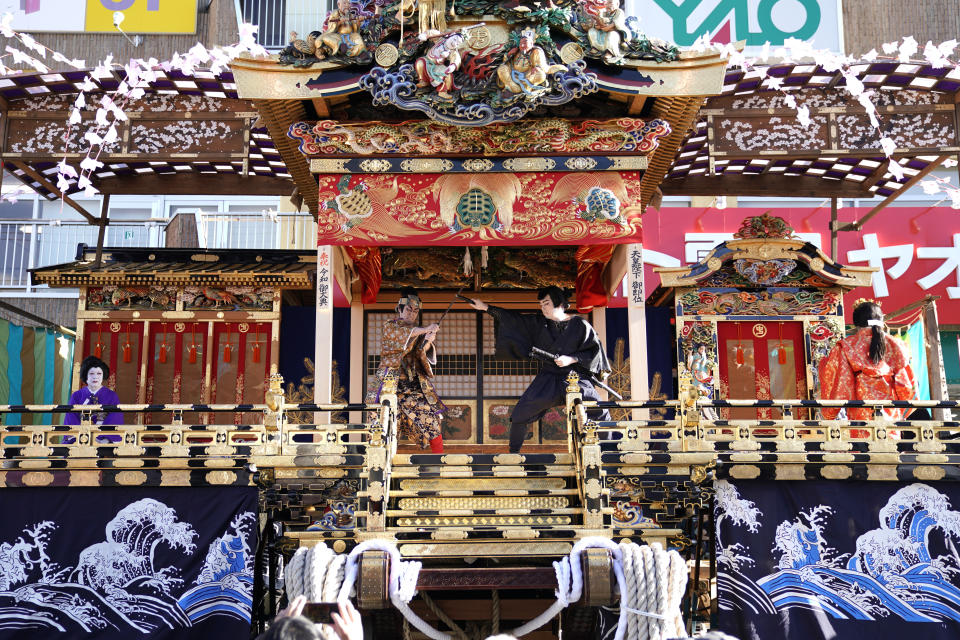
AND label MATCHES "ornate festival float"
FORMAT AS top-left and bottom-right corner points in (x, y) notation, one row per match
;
(3, 0), (960, 639)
